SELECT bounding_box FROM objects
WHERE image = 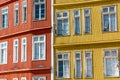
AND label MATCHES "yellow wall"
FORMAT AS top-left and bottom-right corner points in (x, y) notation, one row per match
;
(54, 0), (120, 80)
(54, 1), (120, 46)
